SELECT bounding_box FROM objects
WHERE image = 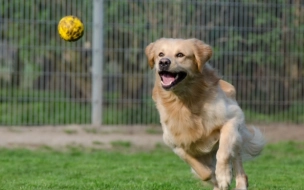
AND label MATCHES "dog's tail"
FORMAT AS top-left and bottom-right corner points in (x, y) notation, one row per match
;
(240, 126), (265, 161)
